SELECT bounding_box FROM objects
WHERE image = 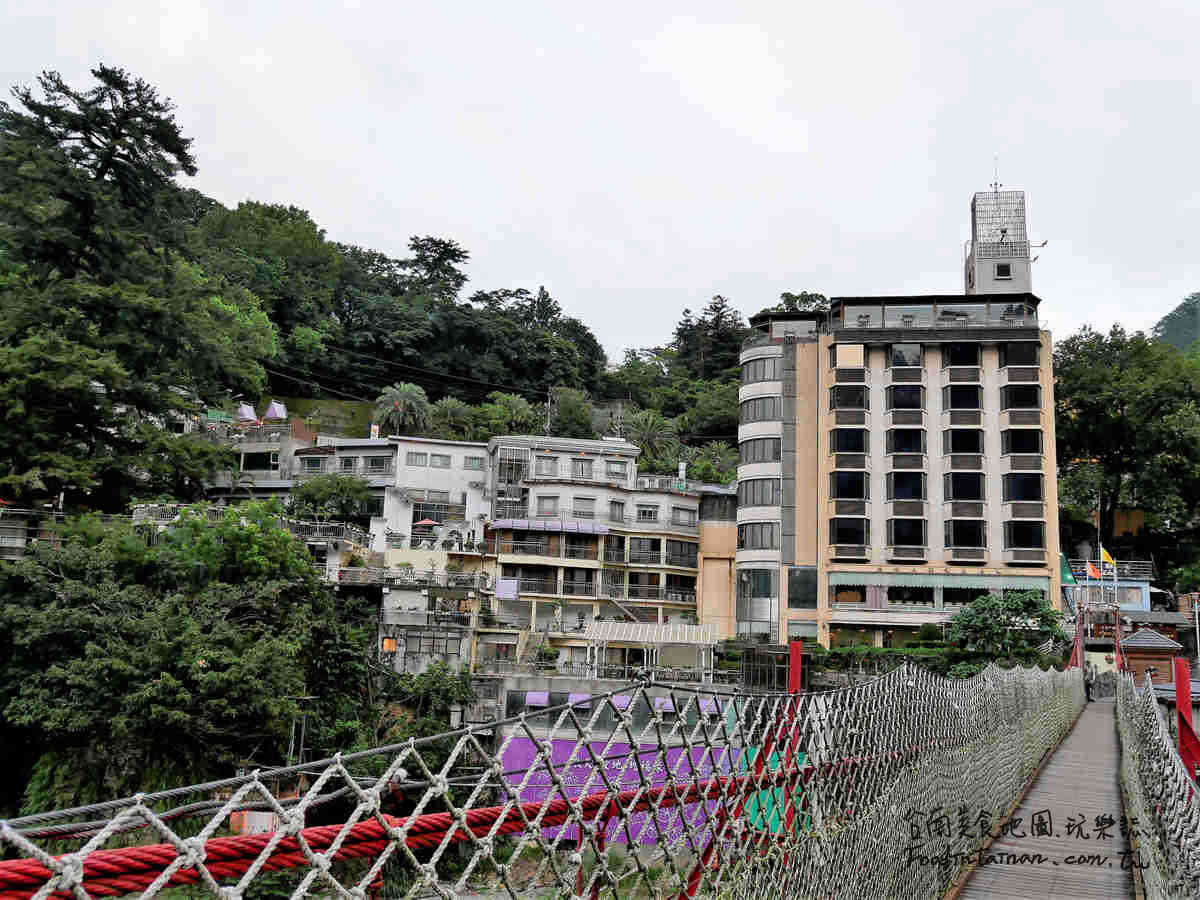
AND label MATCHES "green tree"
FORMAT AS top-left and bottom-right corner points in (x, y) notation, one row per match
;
(671, 296), (747, 381)
(686, 441), (737, 484)
(428, 396), (474, 440)
(625, 409), (680, 463)
(1153, 292), (1200, 352)
(475, 391), (541, 436)
(550, 387), (597, 439)
(755, 291), (829, 318)
(374, 382), (431, 435)
(288, 473), (372, 522)
(0, 504), (371, 813)
(1054, 325), (1200, 547)
(945, 590), (1066, 659)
